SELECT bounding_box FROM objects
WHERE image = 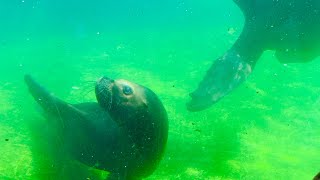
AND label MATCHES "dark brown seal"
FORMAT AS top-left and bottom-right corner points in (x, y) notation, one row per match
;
(25, 75), (168, 180)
